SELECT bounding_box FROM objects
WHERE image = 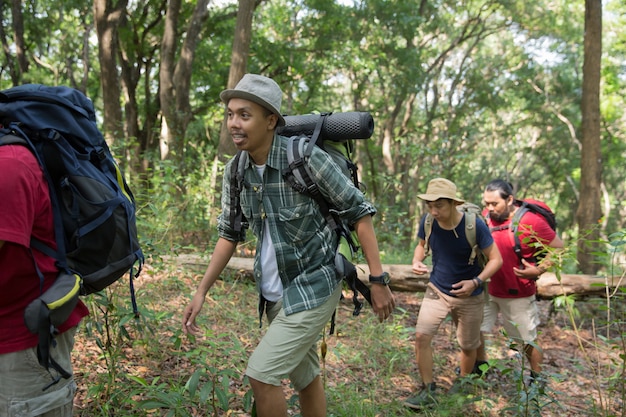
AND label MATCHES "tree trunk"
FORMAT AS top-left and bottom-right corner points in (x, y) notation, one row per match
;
(9, 0), (28, 82)
(93, 0), (127, 147)
(576, 0), (602, 274)
(159, 0), (210, 162)
(218, 0), (256, 161)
